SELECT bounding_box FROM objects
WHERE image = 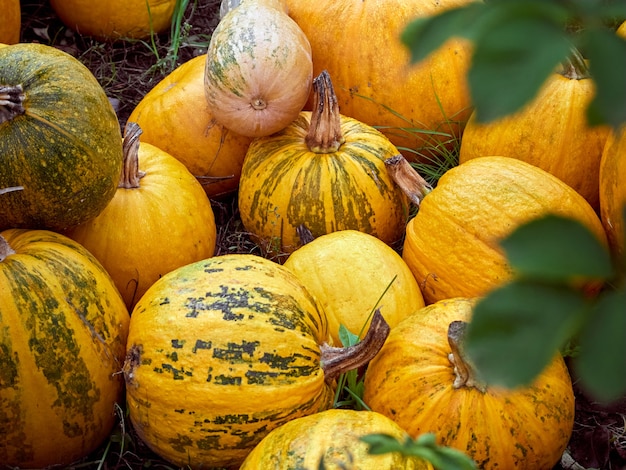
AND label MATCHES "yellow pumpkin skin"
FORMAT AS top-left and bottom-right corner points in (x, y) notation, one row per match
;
(238, 113), (408, 258)
(0, 0), (20, 44)
(65, 126), (217, 311)
(363, 298), (575, 470)
(129, 55), (253, 198)
(284, 0), (473, 160)
(459, 69), (610, 210)
(0, 229), (130, 468)
(240, 408), (434, 470)
(124, 254), (334, 469)
(49, 0), (177, 41)
(402, 156), (608, 304)
(599, 126), (626, 260)
(204, 0), (313, 137)
(283, 230), (425, 345)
